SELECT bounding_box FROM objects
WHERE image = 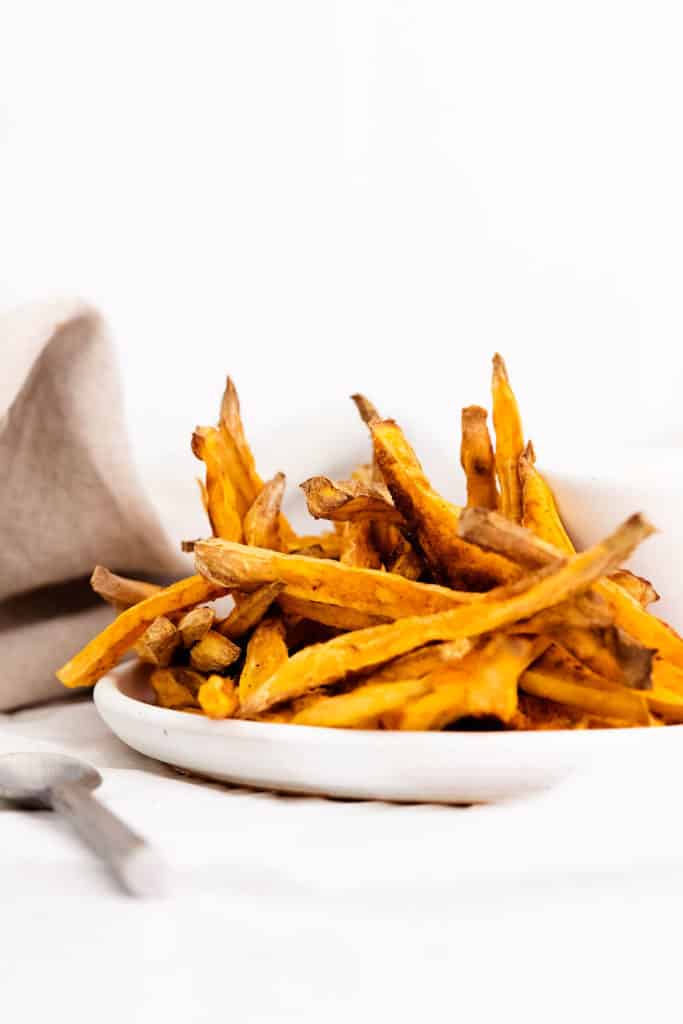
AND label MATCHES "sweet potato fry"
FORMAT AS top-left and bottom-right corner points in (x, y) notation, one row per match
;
(240, 514), (653, 714)
(518, 442), (574, 552)
(278, 594), (388, 631)
(192, 426), (244, 540)
(134, 616), (181, 667)
(286, 532), (343, 559)
(383, 537), (424, 580)
(301, 476), (403, 526)
(351, 393), (381, 427)
(652, 657), (683, 697)
(398, 635), (544, 731)
(339, 521), (382, 569)
(195, 539), (478, 619)
(90, 566), (162, 610)
(178, 606), (215, 647)
(150, 668), (200, 710)
(190, 631), (241, 673)
(460, 406), (498, 510)
(520, 667), (650, 725)
(458, 505), (683, 669)
(371, 418), (520, 589)
(244, 473), (286, 551)
(292, 679), (431, 728)
(57, 575), (227, 689)
(609, 570), (659, 608)
(217, 581), (285, 639)
(359, 640), (473, 684)
(238, 615), (288, 703)
(198, 675), (239, 719)
(491, 353), (525, 522)
(645, 689), (683, 723)
(555, 625), (654, 690)
(509, 593), (614, 634)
